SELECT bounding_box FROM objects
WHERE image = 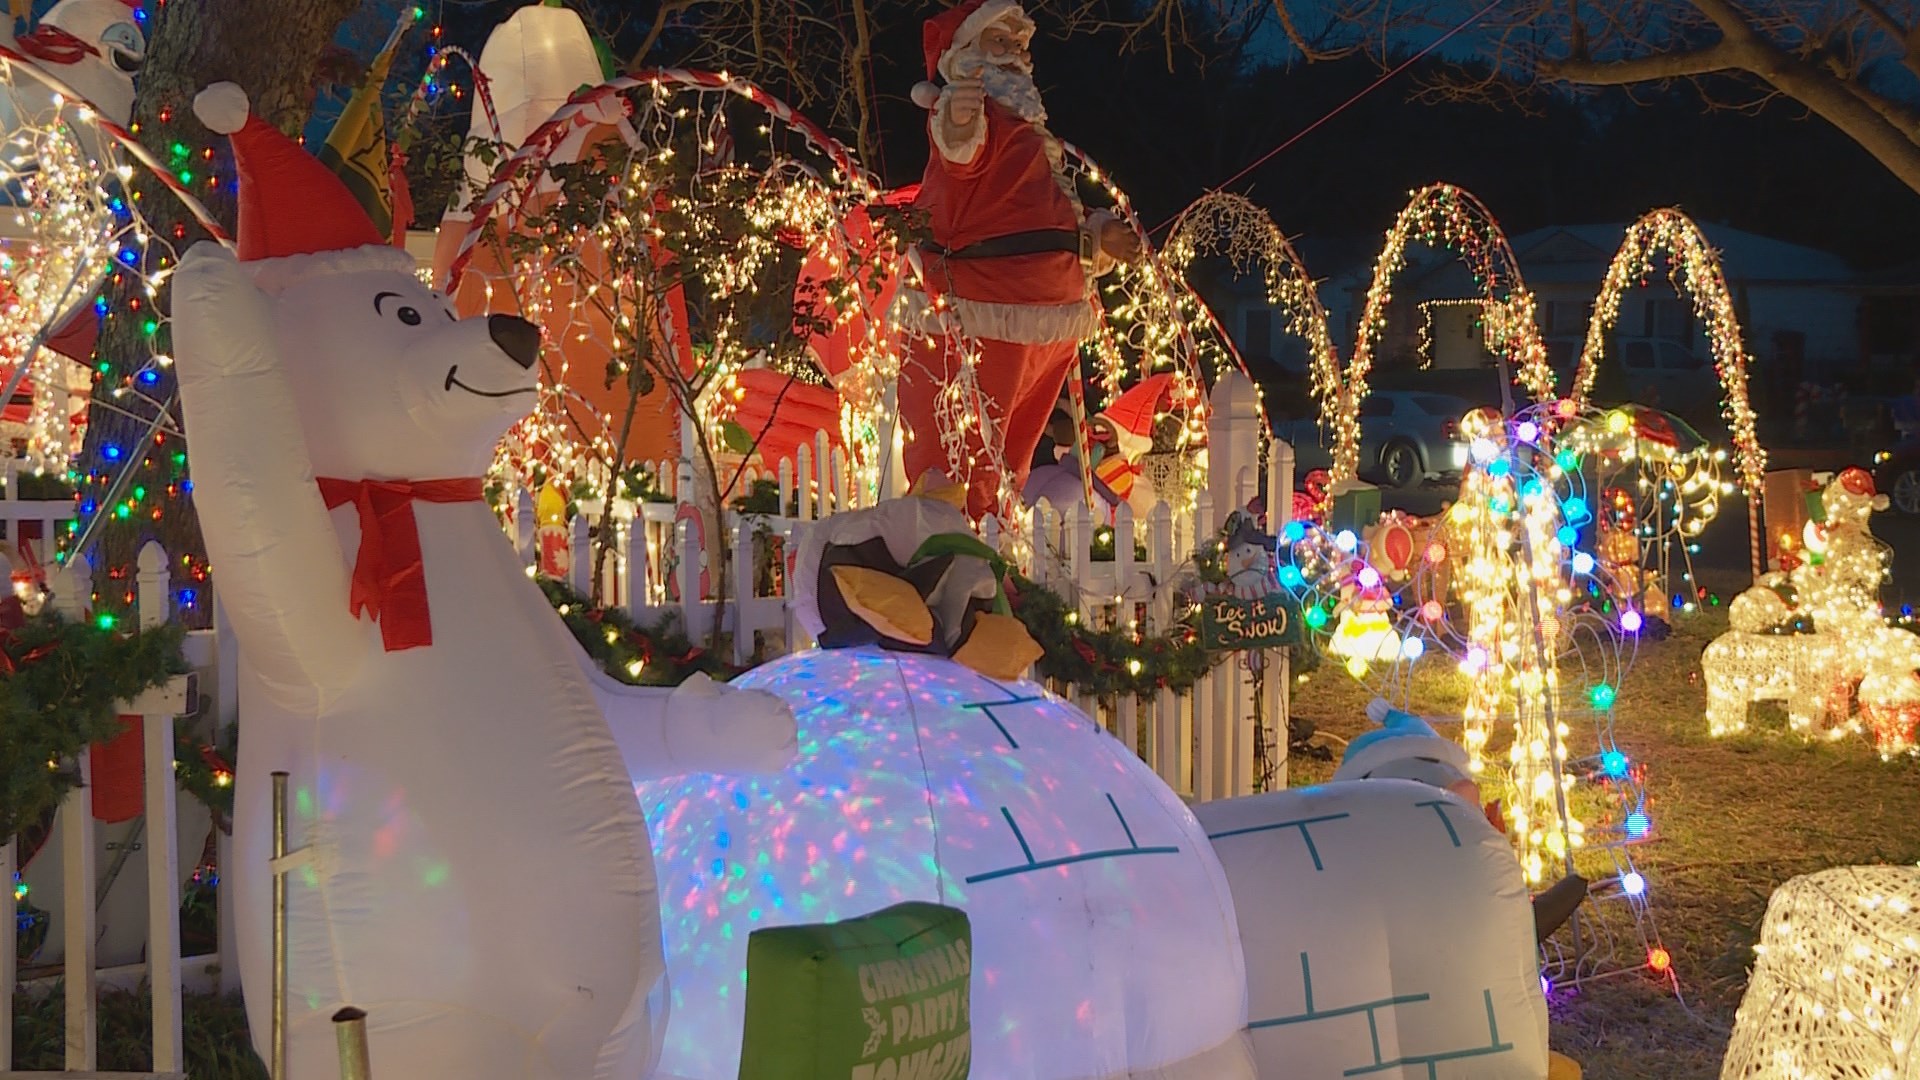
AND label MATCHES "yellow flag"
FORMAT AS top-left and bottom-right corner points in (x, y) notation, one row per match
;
(316, 12), (413, 241)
